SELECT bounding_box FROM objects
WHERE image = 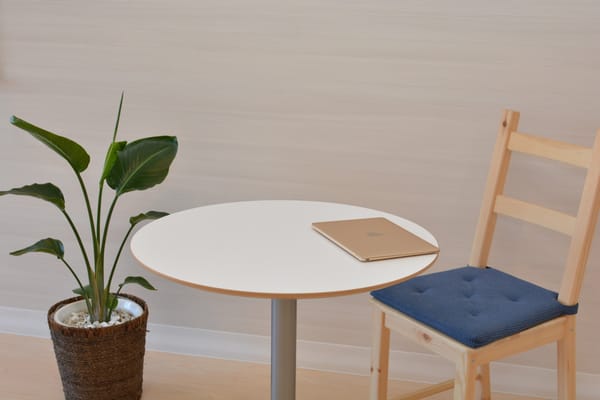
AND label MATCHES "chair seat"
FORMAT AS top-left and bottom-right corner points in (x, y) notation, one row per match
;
(371, 266), (578, 348)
